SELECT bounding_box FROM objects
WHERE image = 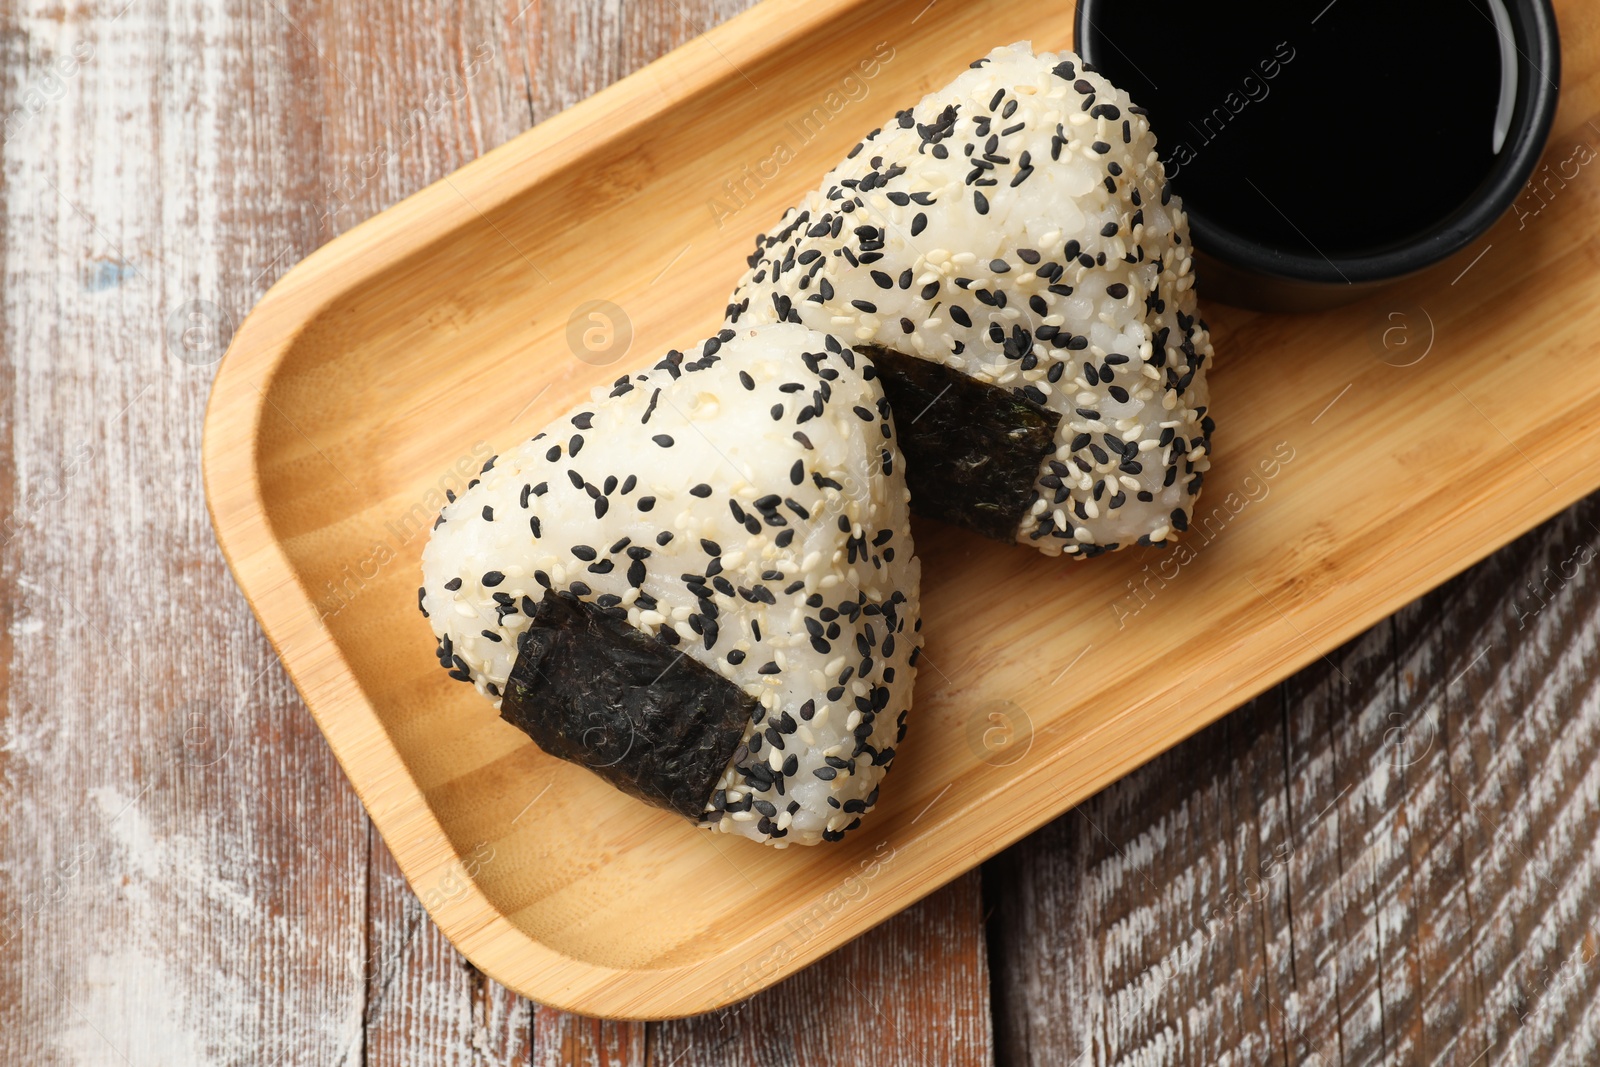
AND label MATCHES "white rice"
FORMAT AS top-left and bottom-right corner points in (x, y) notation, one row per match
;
(728, 42), (1214, 557)
(419, 323), (921, 846)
